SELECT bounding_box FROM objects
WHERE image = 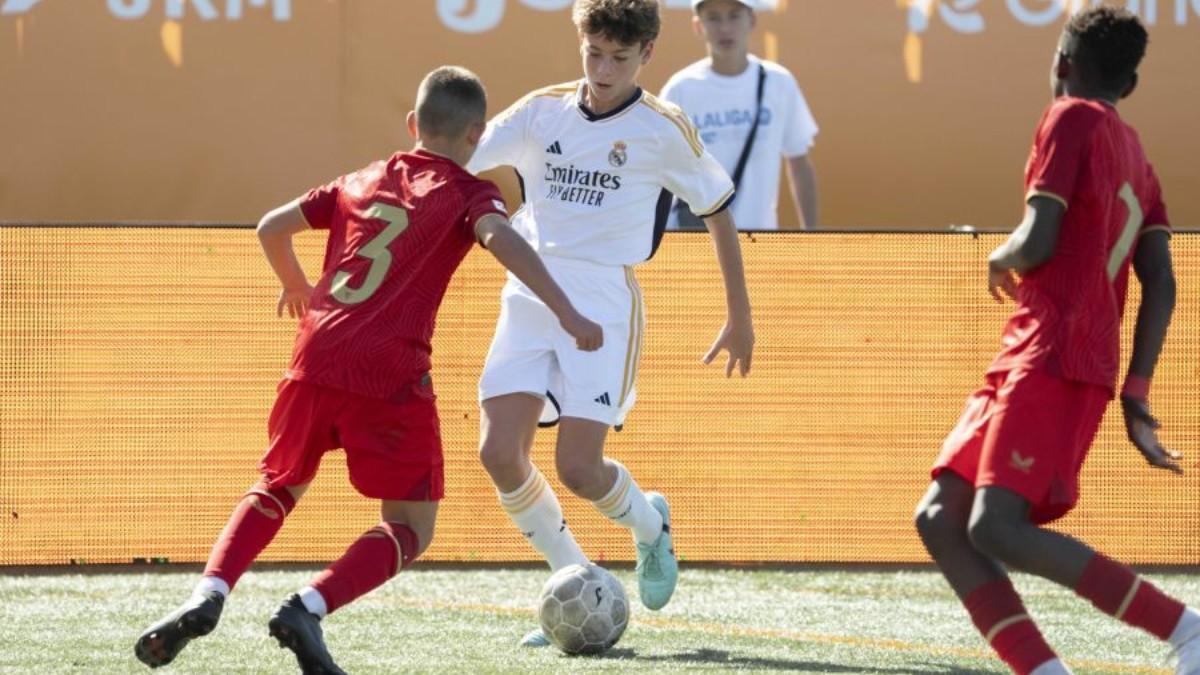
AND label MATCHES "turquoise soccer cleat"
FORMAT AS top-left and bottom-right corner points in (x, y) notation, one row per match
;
(1173, 626), (1200, 674)
(519, 628), (551, 648)
(635, 491), (678, 611)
